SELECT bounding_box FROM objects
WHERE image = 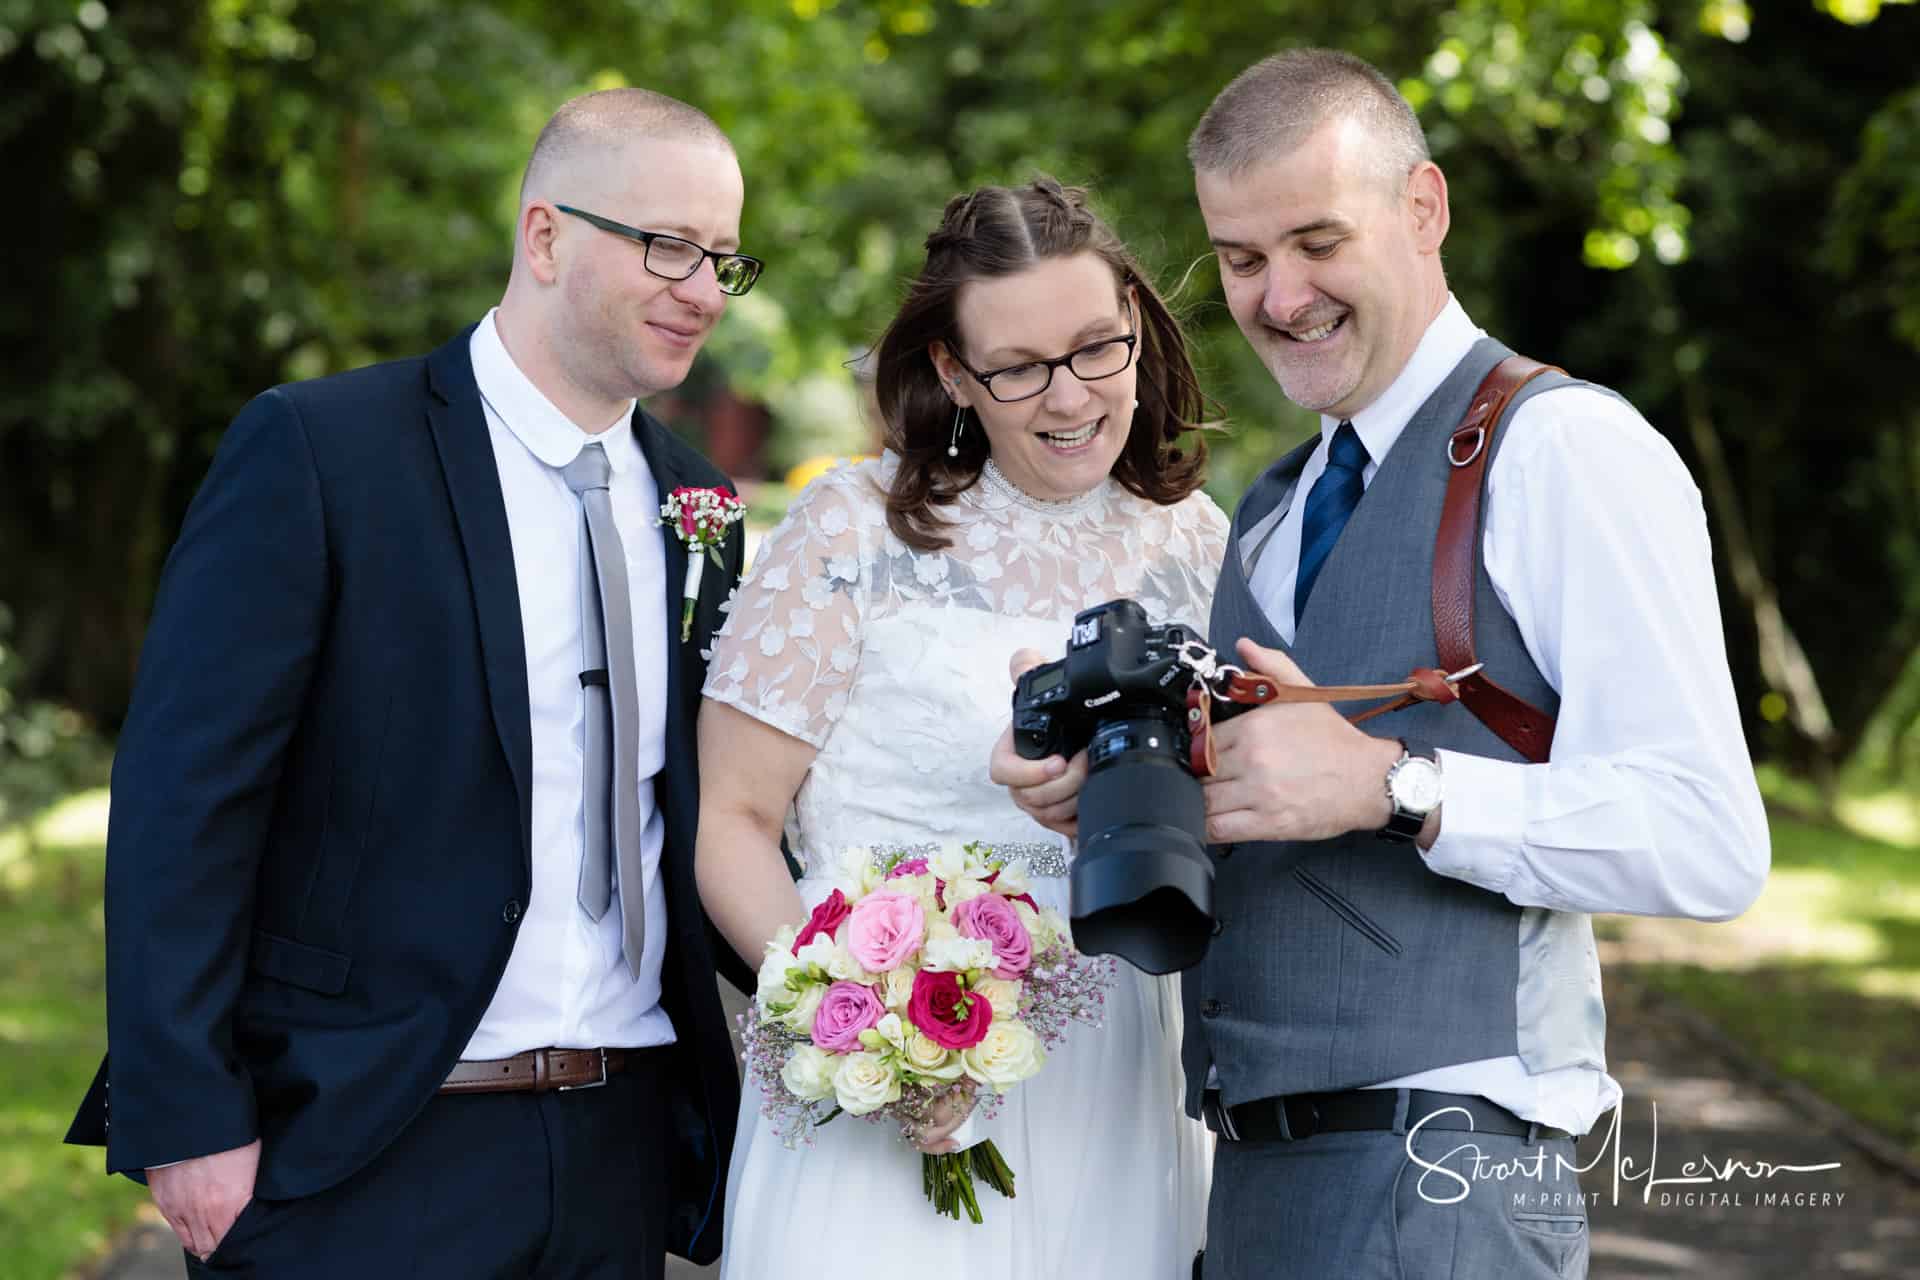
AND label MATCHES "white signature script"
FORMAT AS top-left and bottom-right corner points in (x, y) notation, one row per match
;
(1404, 1097), (1843, 1206)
